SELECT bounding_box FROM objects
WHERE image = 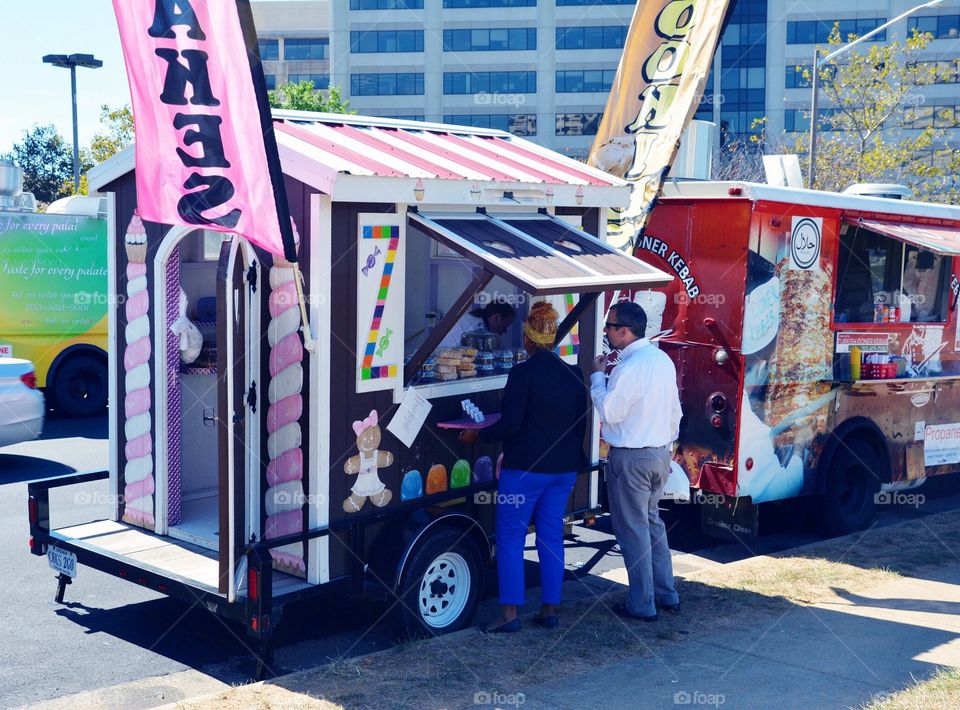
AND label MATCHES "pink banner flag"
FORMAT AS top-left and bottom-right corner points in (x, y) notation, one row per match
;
(112, 0), (290, 258)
